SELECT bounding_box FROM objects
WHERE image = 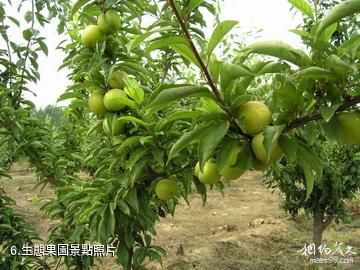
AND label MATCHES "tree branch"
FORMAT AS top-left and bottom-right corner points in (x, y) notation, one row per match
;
(285, 95), (360, 131)
(0, 118), (59, 187)
(166, 0), (251, 139)
(159, 51), (175, 86)
(322, 214), (334, 230)
(1, 19), (13, 89)
(167, 0), (222, 102)
(15, 0), (36, 108)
